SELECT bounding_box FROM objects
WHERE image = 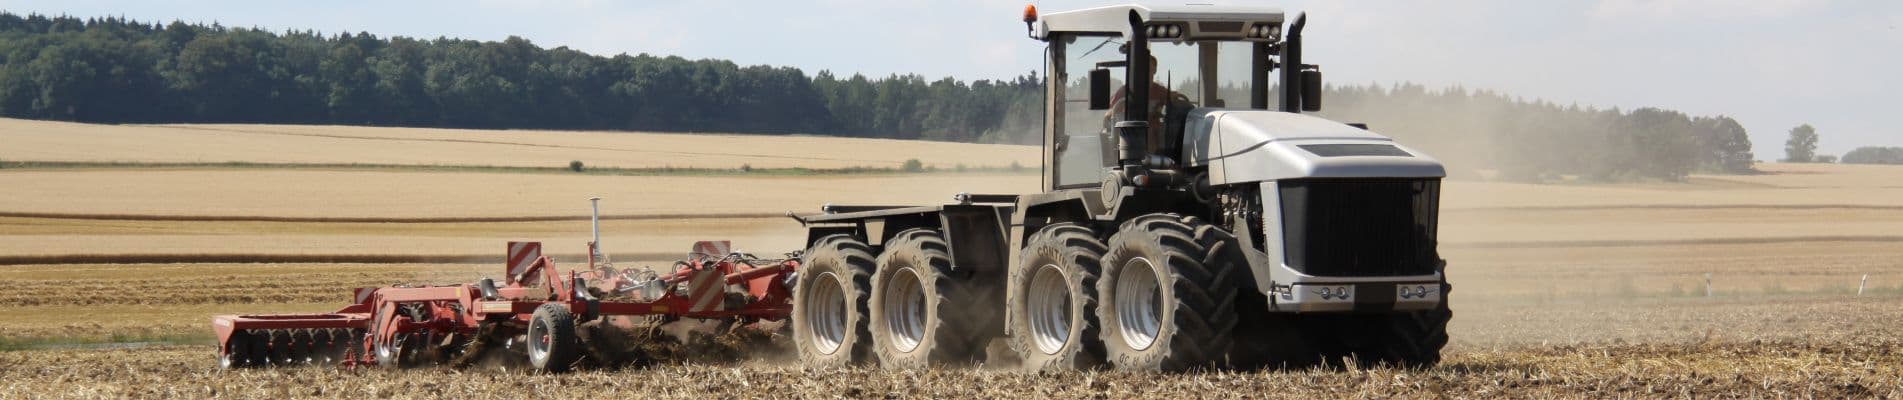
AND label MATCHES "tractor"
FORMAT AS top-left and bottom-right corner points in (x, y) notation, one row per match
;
(788, 3), (1450, 371)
